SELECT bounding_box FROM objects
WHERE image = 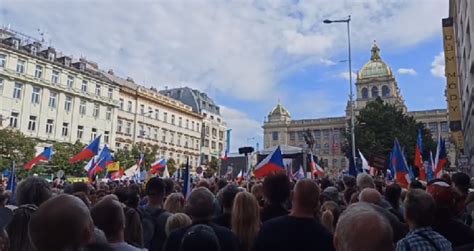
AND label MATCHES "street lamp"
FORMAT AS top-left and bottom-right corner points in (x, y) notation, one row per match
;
(323, 15), (357, 169)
